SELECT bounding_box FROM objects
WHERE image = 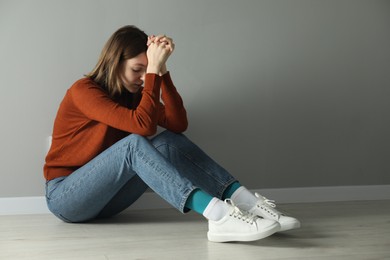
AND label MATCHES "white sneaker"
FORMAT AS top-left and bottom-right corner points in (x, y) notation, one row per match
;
(207, 199), (280, 242)
(249, 193), (301, 232)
